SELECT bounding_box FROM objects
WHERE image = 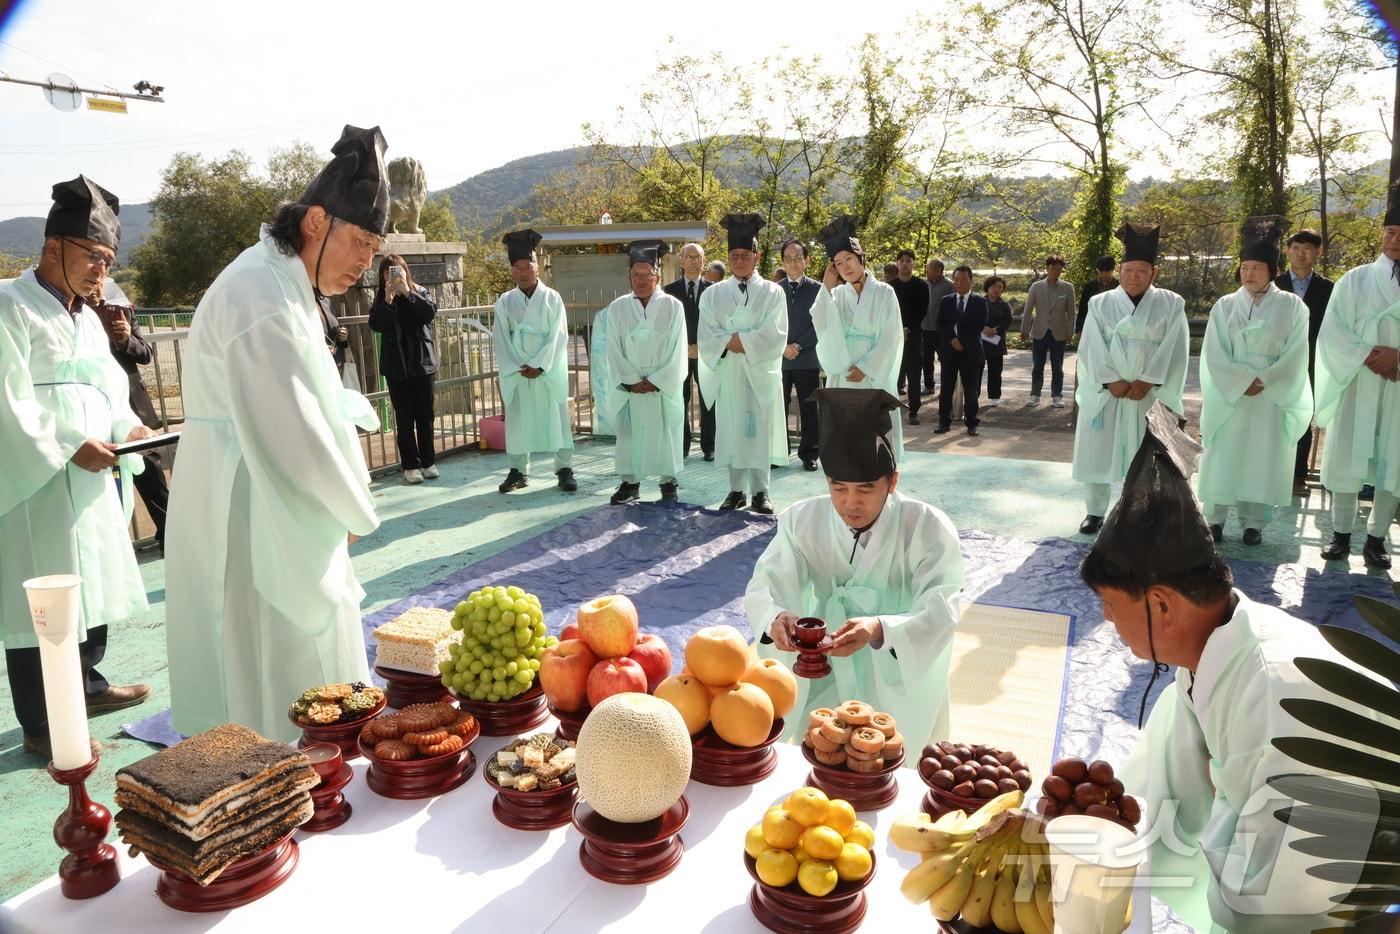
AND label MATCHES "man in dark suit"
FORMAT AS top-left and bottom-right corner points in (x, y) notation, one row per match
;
(777, 238), (822, 470)
(1274, 228), (1333, 493)
(933, 264), (986, 436)
(663, 242), (714, 459)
